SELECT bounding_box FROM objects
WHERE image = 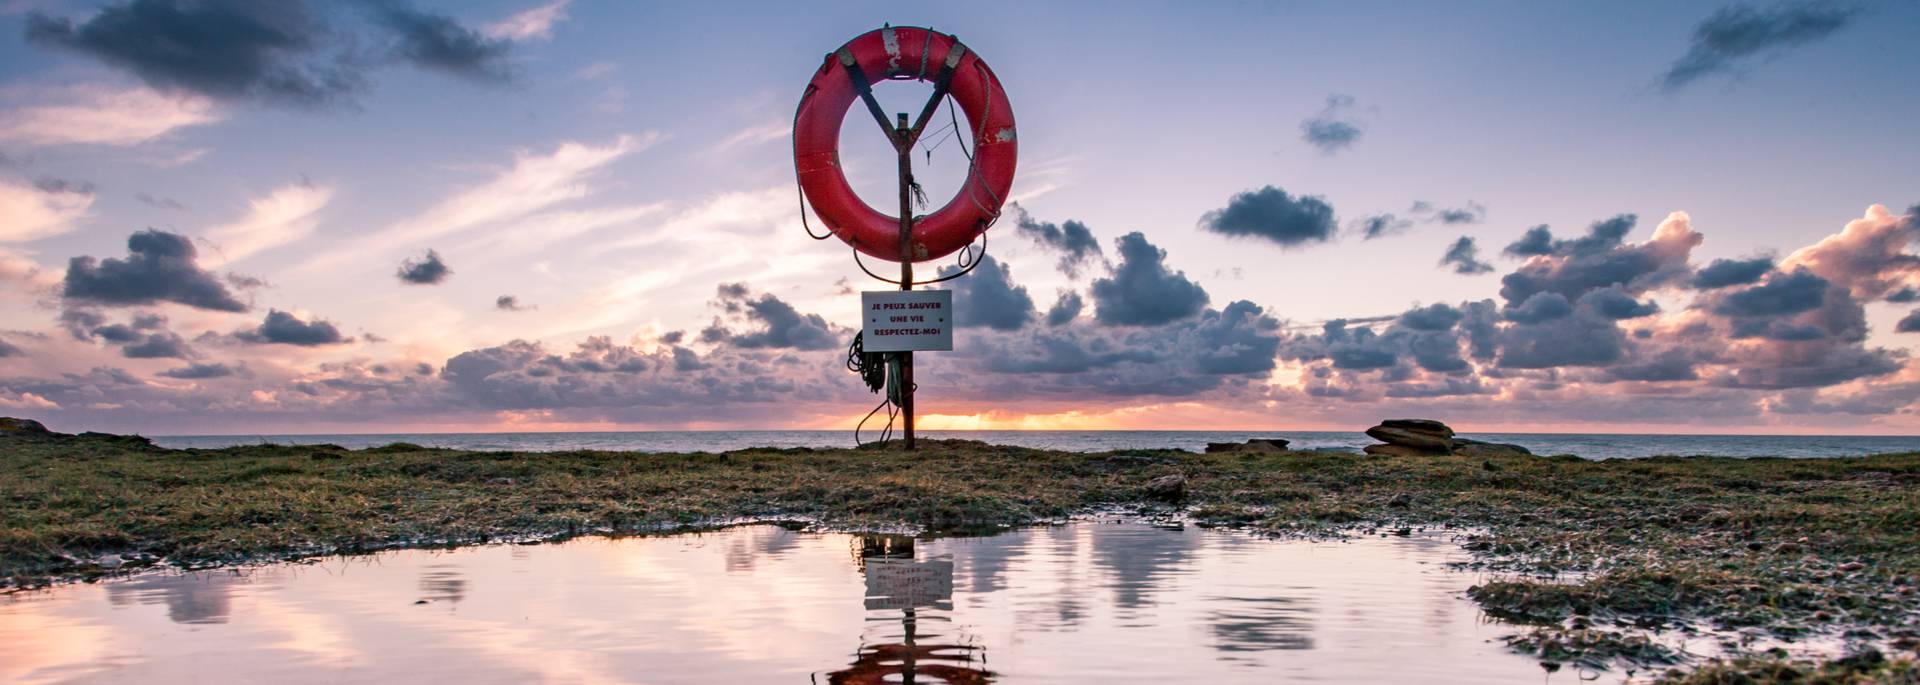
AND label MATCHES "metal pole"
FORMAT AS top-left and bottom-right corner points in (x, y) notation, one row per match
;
(894, 112), (916, 451)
